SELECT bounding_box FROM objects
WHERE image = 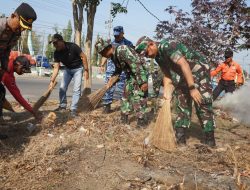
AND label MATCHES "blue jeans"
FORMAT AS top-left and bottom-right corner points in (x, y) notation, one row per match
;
(59, 67), (83, 111)
(102, 71), (126, 105)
